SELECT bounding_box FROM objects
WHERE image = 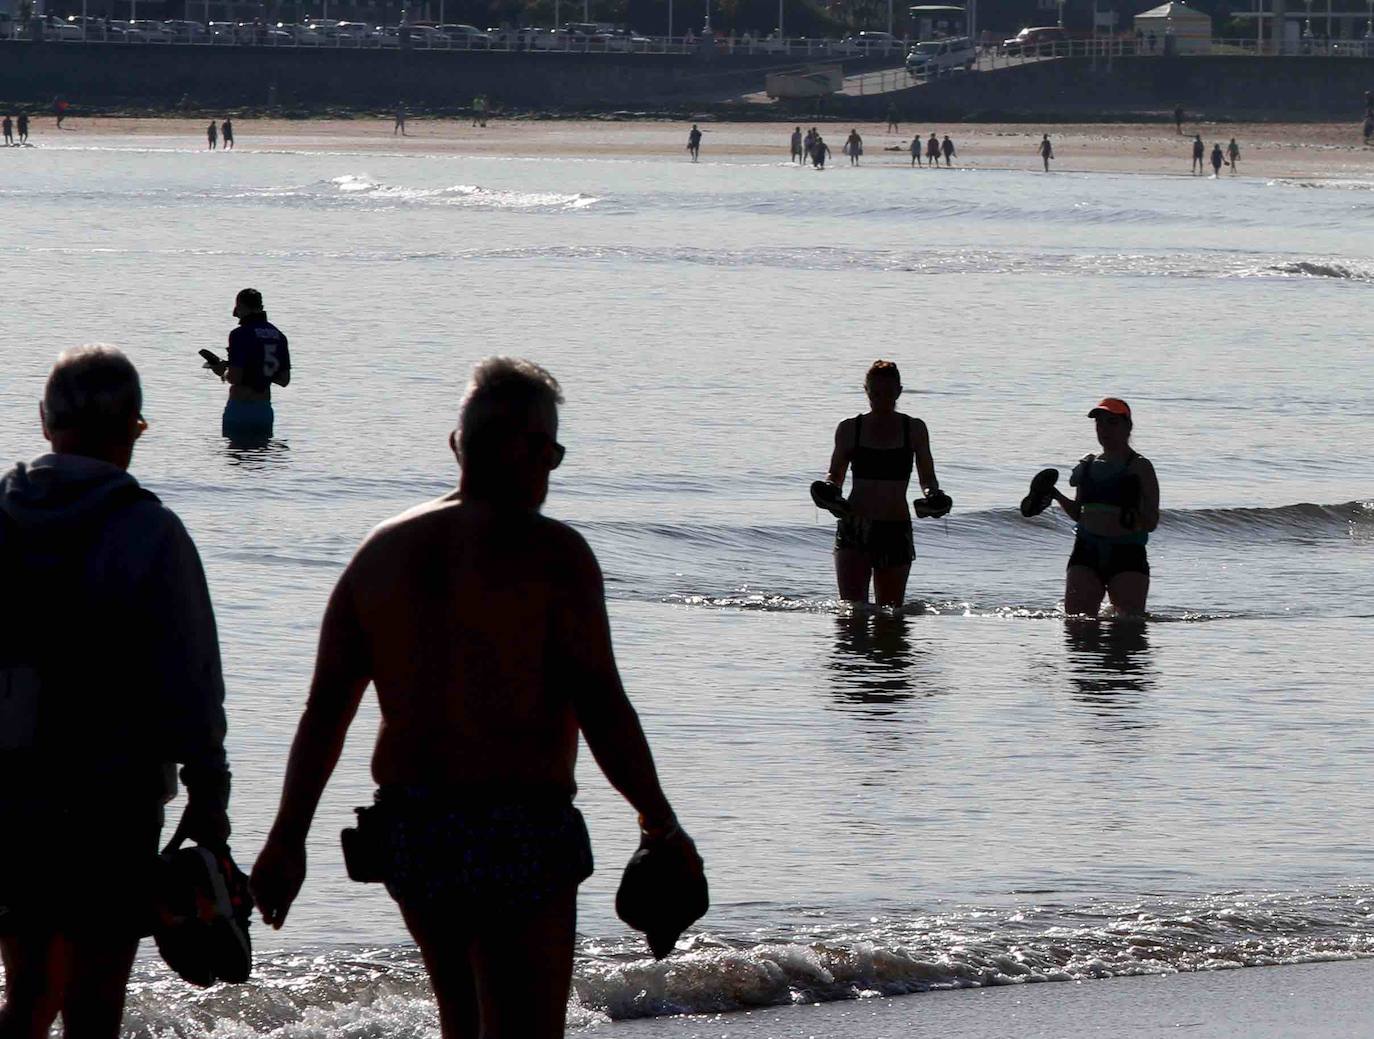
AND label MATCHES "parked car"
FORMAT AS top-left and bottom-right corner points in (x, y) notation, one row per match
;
(1001, 25), (1068, 55)
(906, 35), (976, 74)
(438, 23), (491, 47)
(164, 19), (210, 42)
(128, 19), (174, 41)
(207, 20), (237, 42)
(45, 16), (86, 39)
(837, 30), (900, 55)
(406, 24), (452, 46)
